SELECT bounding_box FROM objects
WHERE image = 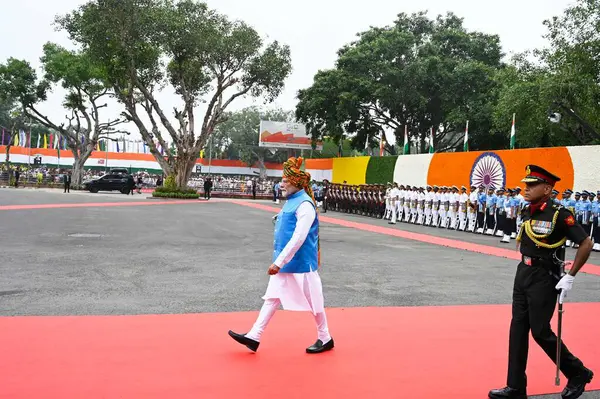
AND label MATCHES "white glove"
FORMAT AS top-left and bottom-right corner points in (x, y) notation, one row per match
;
(555, 274), (575, 304)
